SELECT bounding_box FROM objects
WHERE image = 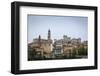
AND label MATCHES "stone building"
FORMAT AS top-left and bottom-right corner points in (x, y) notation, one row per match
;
(28, 30), (53, 58)
(53, 35), (82, 58)
(28, 30), (88, 60)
